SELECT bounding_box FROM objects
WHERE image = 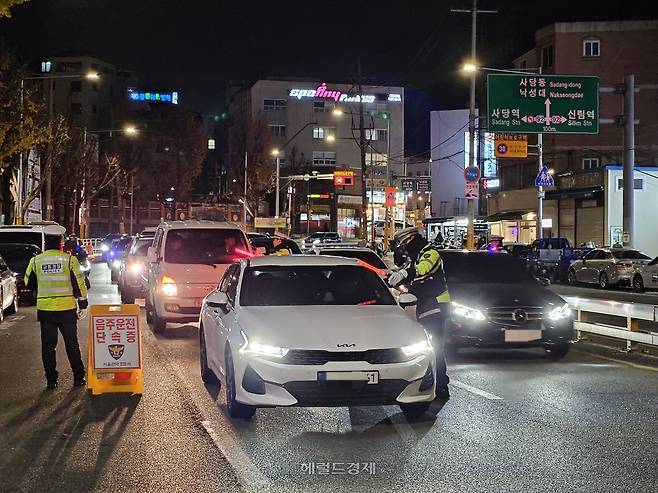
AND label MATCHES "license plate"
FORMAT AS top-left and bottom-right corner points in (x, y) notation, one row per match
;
(504, 329), (542, 342)
(317, 371), (379, 385)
